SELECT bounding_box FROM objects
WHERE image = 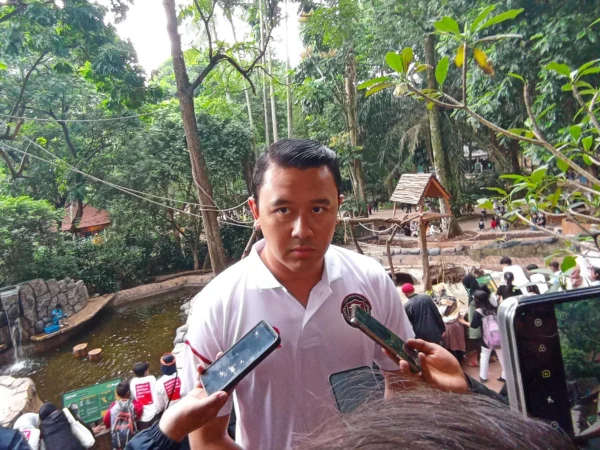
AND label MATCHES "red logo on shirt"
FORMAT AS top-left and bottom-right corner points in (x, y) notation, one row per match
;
(341, 293), (372, 326)
(164, 378), (181, 401)
(22, 430), (31, 441)
(135, 382), (154, 405)
(273, 326), (282, 348)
